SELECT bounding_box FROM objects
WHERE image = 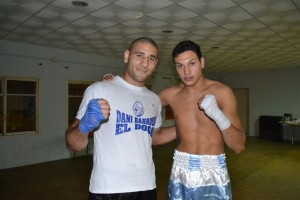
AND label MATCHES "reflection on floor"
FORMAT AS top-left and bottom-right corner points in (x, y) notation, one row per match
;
(0, 137), (300, 200)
